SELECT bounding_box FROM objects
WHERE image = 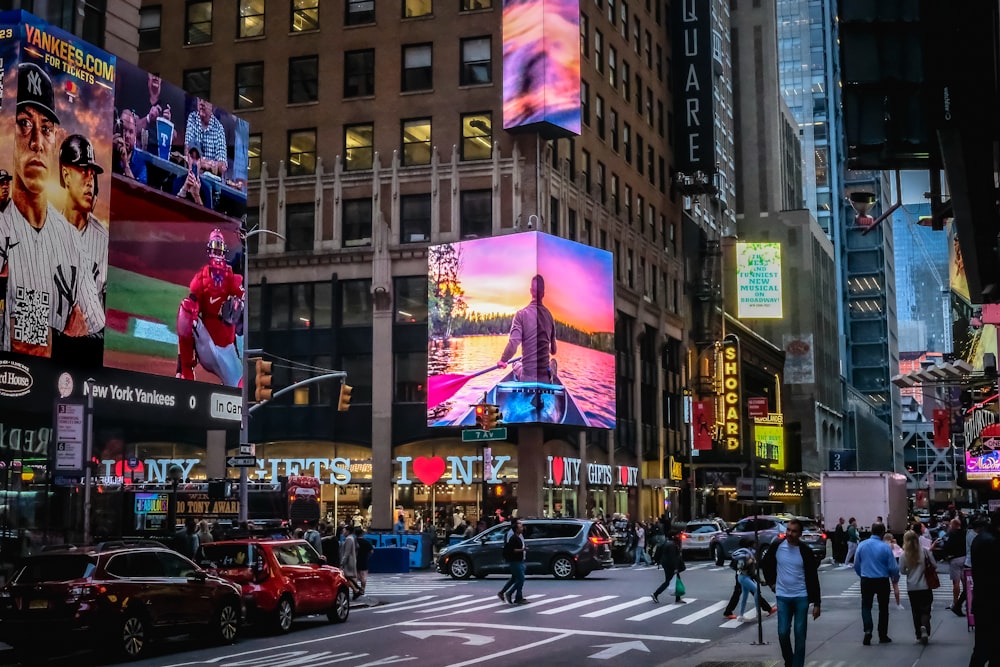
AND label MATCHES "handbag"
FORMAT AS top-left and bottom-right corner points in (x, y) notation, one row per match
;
(674, 574), (686, 597)
(923, 553), (941, 590)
